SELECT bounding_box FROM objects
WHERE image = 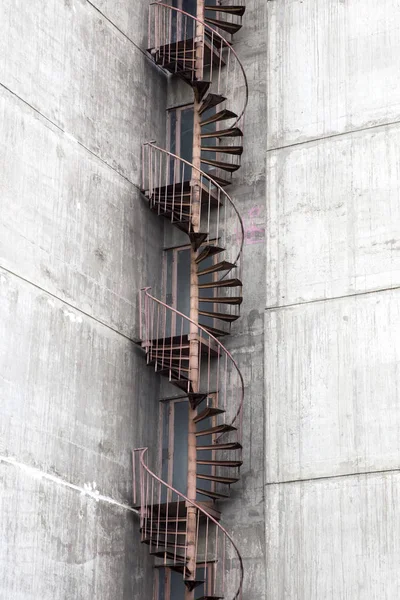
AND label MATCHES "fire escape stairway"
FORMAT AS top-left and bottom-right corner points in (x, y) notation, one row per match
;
(134, 3), (248, 599)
